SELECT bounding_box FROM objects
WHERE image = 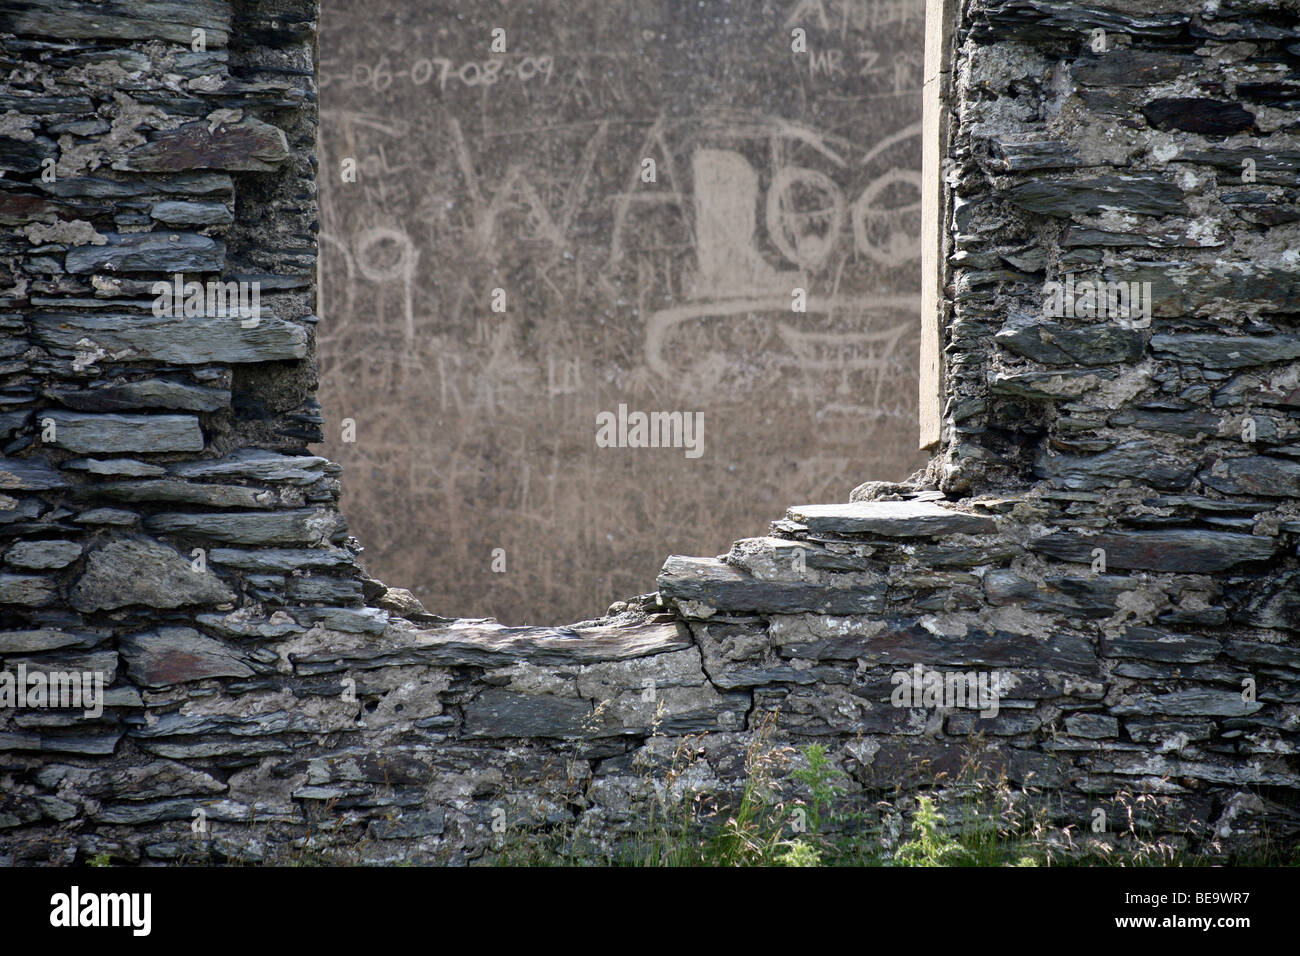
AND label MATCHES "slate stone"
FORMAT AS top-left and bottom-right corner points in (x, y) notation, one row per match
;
(462, 689), (592, 739)
(39, 172), (234, 199)
(0, 409), (32, 439)
(784, 500), (996, 537)
(0, 0), (231, 46)
(1108, 409), (1221, 439)
(73, 508), (139, 526)
(43, 379), (230, 413)
(726, 536), (878, 574)
(1113, 689), (1262, 718)
(36, 762), (226, 801)
(208, 548), (356, 571)
(1006, 175), (1185, 219)
(988, 139), (1080, 171)
(368, 810), (446, 840)
(4, 540), (82, 570)
(101, 687), (144, 708)
(974, 2), (1188, 43)
(1221, 188), (1300, 226)
(149, 201), (234, 226)
(119, 117), (289, 173)
(1160, 604), (1228, 627)
(1191, 18), (1300, 41)
(286, 576), (364, 604)
(0, 457), (67, 491)
(1198, 456), (1300, 497)
(336, 619), (687, 670)
(95, 480), (272, 509)
(290, 607), (388, 634)
(0, 191), (70, 225)
(119, 627), (253, 687)
(983, 570), (1132, 618)
(133, 738), (292, 761)
(1, 649), (118, 686)
(130, 710), (316, 738)
(991, 368), (1116, 400)
(1221, 638), (1300, 671)
(169, 449), (330, 484)
(65, 232), (225, 274)
(860, 739), (1067, 789)
(0, 94), (94, 115)
(92, 799), (289, 826)
(1029, 529), (1276, 572)
(1238, 570), (1300, 632)
(706, 664), (841, 690)
(1064, 713), (1119, 738)
(1073, 50), (1199, 87)
(1114, 263), (1300, 316)
(0, 134), (56, 174)
(774, 618), (1099, 673)
(1142, 97), (1255, 136)
(657, 556), (884, 615)
(43, 411), (204, 454)
(995, 320), (1145, 366)
(0, 574), (55, 606)
(946, 710), (1041, 736)
(0, 630), (97, 654)
(62, 458), (167, 477)
(777, 690), (930, 737)
(1124, 719), (1215, 745)
(1101, 627), (1222, 663)
(31, 312), (307, 365)
(144, 509), (347, 545)
(0, 731), (123, 755)
(196, 610), (302, 640)
(1234, 82), (1300, 112)
(1035, 441), (1194, 491)
(1062, 226), (1205, 249)
(1151, 333), (1300, 369)
(69, 535), (235, 612)
(1176, 149), (1300, 186)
